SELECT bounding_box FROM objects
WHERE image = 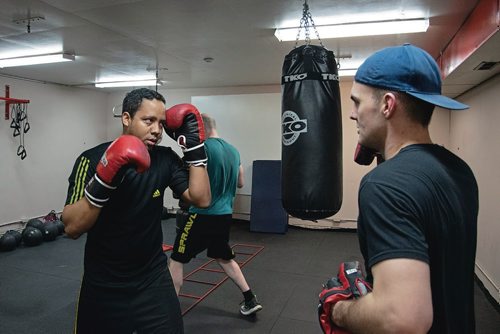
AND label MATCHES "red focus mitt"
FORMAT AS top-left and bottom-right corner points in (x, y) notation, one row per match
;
(318, 261), (372, 334)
